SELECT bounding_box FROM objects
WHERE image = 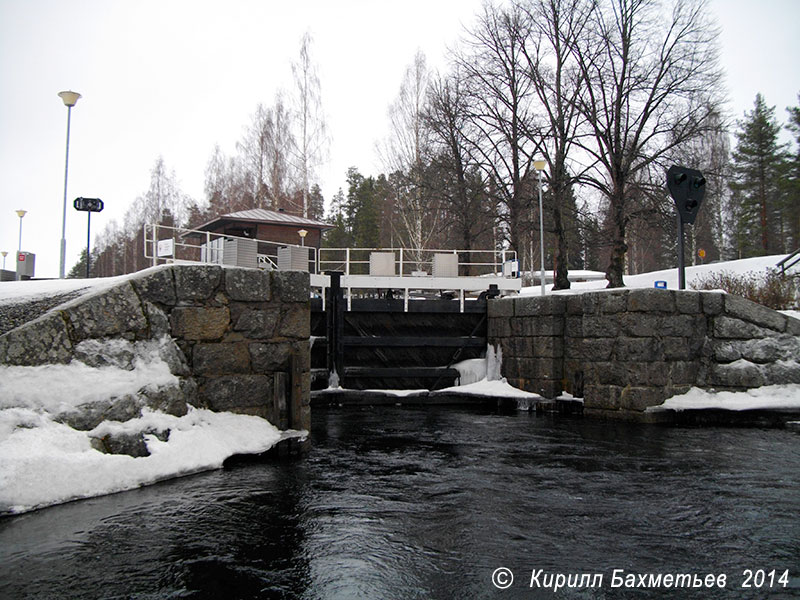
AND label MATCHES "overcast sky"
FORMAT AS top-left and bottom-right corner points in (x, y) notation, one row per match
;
(1, 0), (798, 279)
